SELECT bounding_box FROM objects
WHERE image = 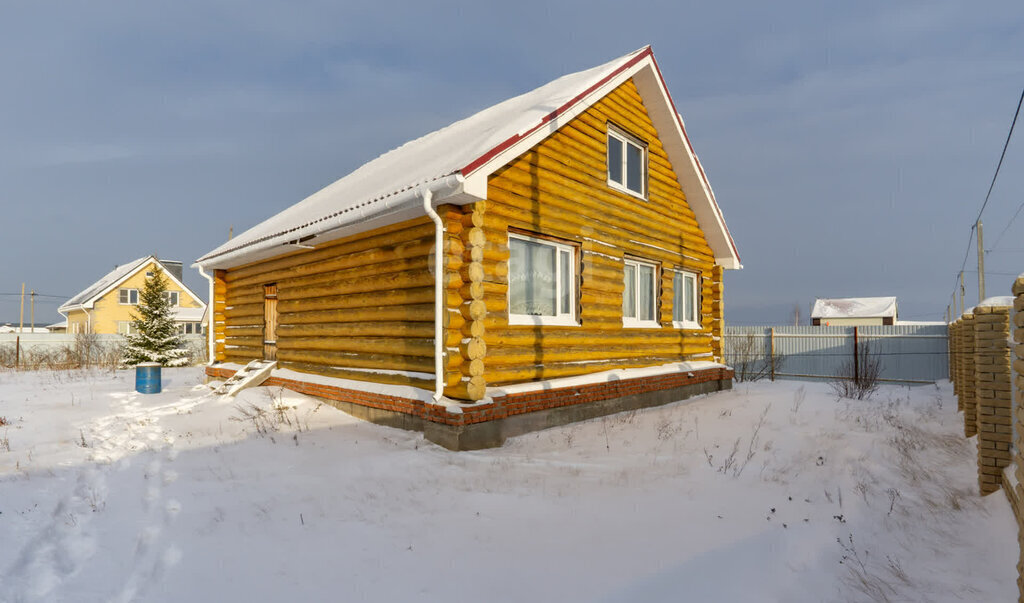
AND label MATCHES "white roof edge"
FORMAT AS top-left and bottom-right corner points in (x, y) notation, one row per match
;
(195, 174), (470, 269)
